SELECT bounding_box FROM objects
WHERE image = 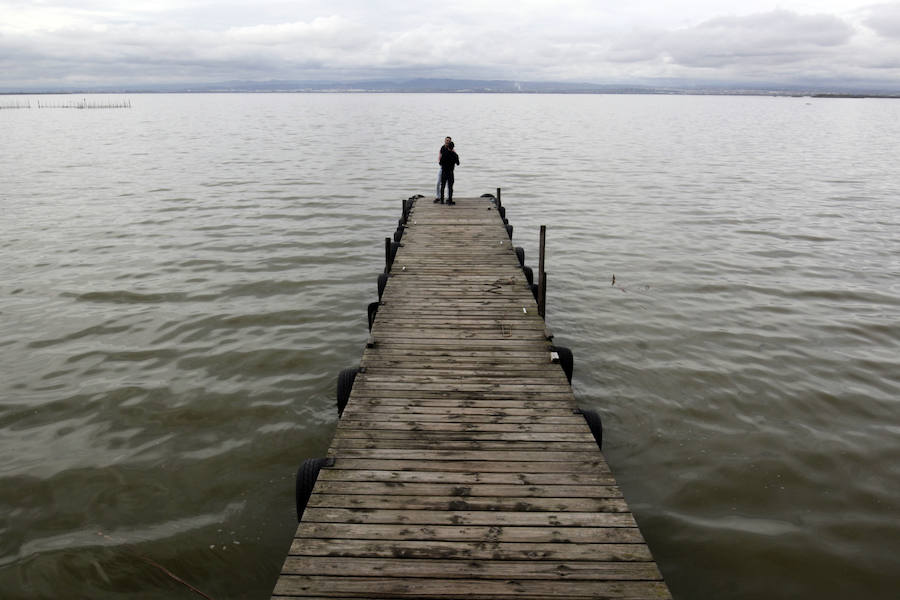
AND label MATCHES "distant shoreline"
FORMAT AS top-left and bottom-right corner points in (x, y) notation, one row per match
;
(3, 90), (900, 99)
(3, 77), (899, 98)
